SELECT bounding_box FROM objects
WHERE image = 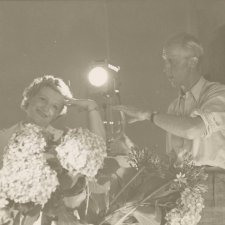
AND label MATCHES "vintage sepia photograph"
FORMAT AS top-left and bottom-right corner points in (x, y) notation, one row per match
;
(0, 0), (225, 224)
